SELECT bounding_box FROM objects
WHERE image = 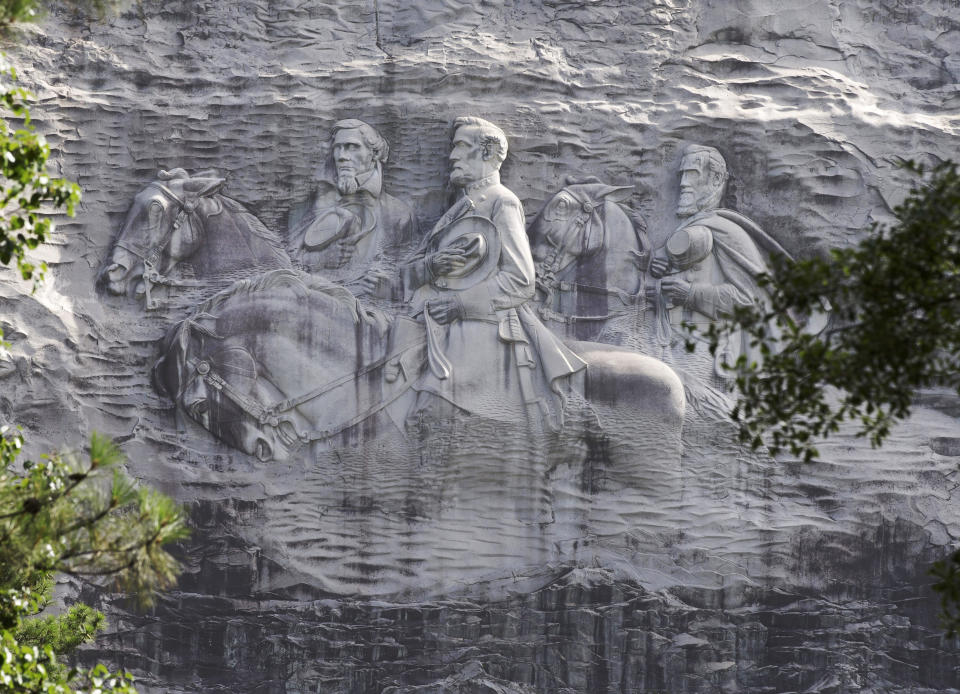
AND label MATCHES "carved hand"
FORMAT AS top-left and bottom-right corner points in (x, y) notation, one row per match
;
(357, 268), (393, 295)
(430, 249), (467, 277)
(426, 298), (463, 324)
(661, 277), (692, 305)
(649, 255), (671, 279)
(629, 249), (651, 272)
